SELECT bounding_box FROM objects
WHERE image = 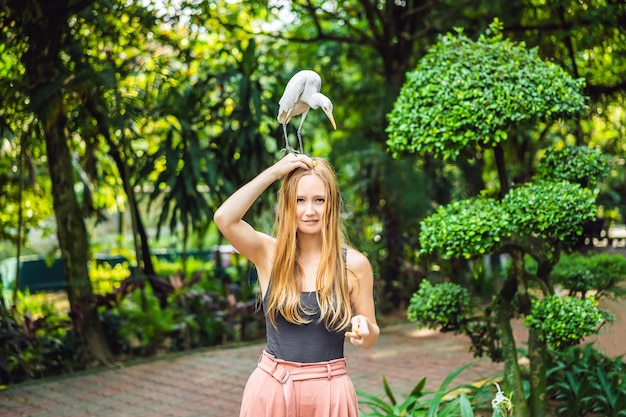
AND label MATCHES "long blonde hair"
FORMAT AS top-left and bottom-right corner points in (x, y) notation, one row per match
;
(266, 157), (352, 331)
